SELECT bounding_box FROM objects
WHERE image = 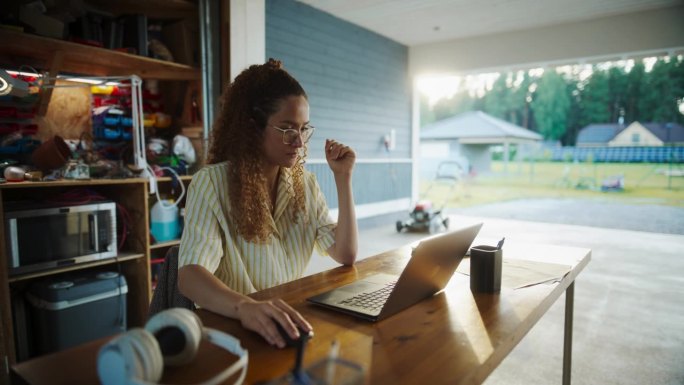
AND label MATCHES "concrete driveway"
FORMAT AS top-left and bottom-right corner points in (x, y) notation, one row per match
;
(306, 199), (684, 384)
(453, 198), (684, 235)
